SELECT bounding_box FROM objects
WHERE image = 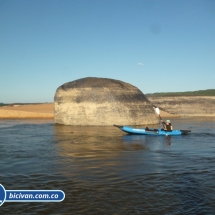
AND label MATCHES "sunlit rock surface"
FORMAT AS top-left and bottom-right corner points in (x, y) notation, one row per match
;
(54, 77), (159, 125)
(148, 96), (215, 116)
